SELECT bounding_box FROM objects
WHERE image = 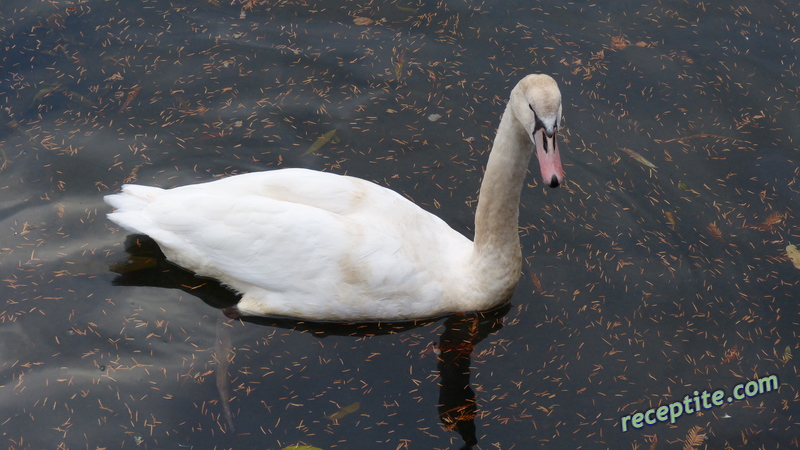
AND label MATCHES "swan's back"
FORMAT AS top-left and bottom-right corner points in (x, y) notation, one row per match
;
(105, 169), (474, 320)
